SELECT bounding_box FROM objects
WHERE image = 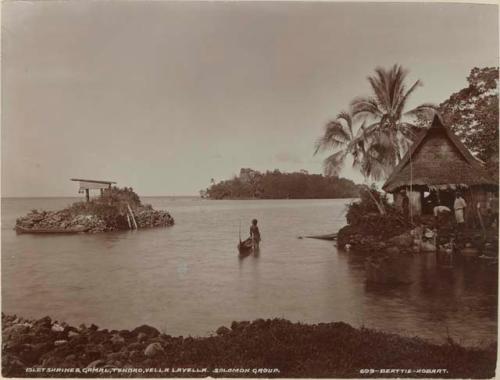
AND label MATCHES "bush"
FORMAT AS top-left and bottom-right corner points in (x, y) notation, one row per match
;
(345, 185), (394, 226)
(100, 186), (141, 208)
(67, 187), (145, 229)
(338, 186), (413, 251)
